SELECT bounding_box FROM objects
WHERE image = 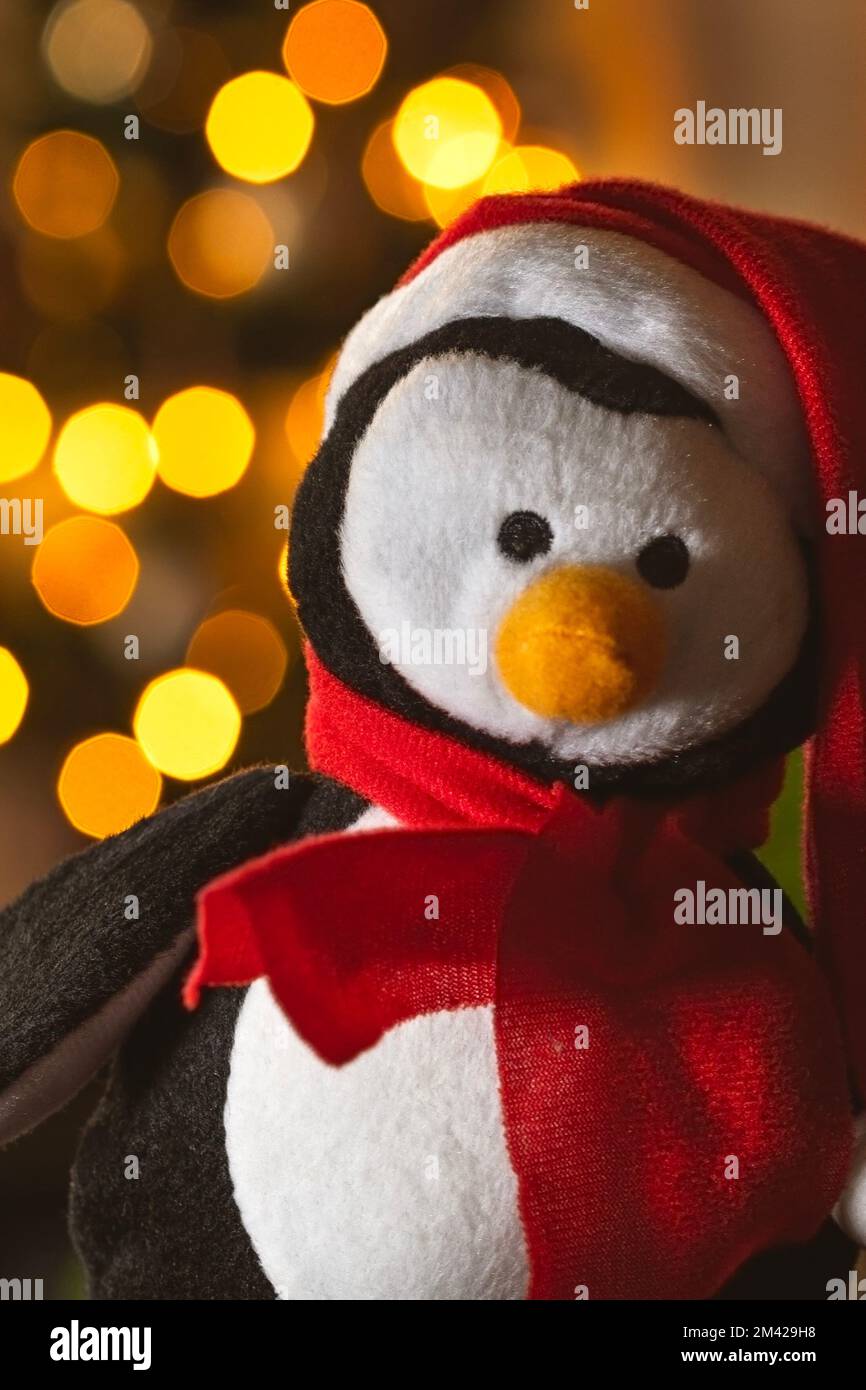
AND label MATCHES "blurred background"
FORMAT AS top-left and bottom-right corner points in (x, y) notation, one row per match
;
(0, 0), (864, 1299)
